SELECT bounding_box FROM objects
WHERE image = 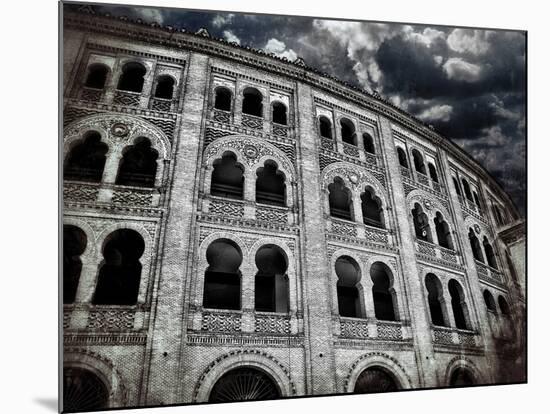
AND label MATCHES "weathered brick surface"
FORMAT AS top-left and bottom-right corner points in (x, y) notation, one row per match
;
(62, 9), (526, 410)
